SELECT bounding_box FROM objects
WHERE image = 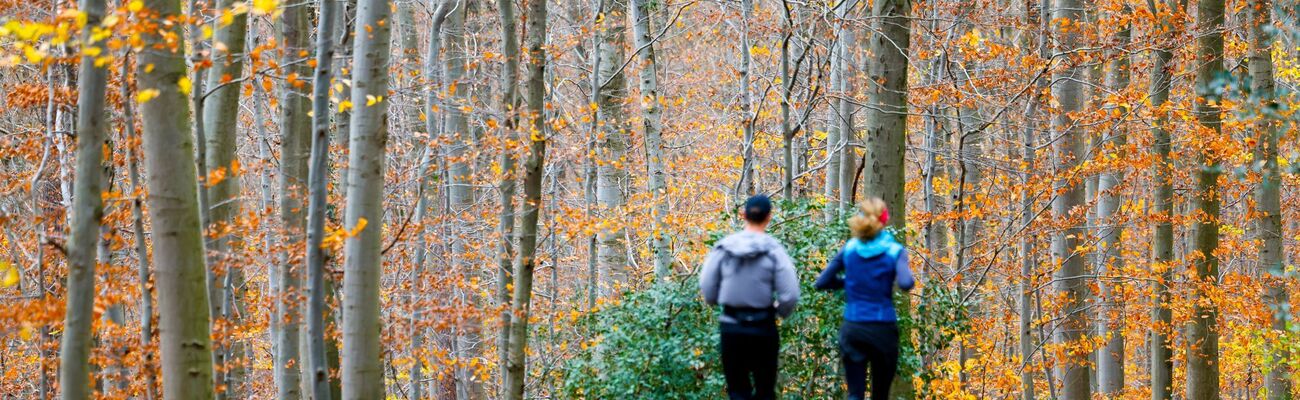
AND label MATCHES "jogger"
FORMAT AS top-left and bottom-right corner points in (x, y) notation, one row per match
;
(700, 195), (801, 400)
(816, 198), (915, 400)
